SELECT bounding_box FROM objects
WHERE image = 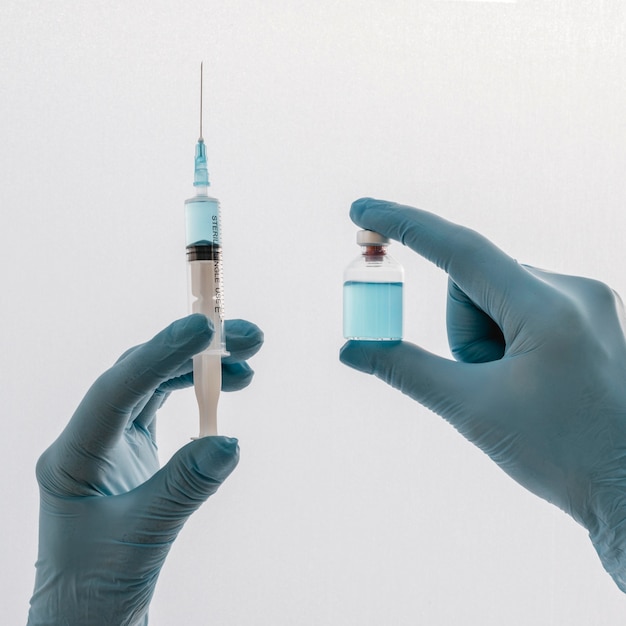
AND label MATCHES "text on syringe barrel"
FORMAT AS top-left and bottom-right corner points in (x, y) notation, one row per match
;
(187, 244), (227, 355)
(186, 243), (225, 320)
